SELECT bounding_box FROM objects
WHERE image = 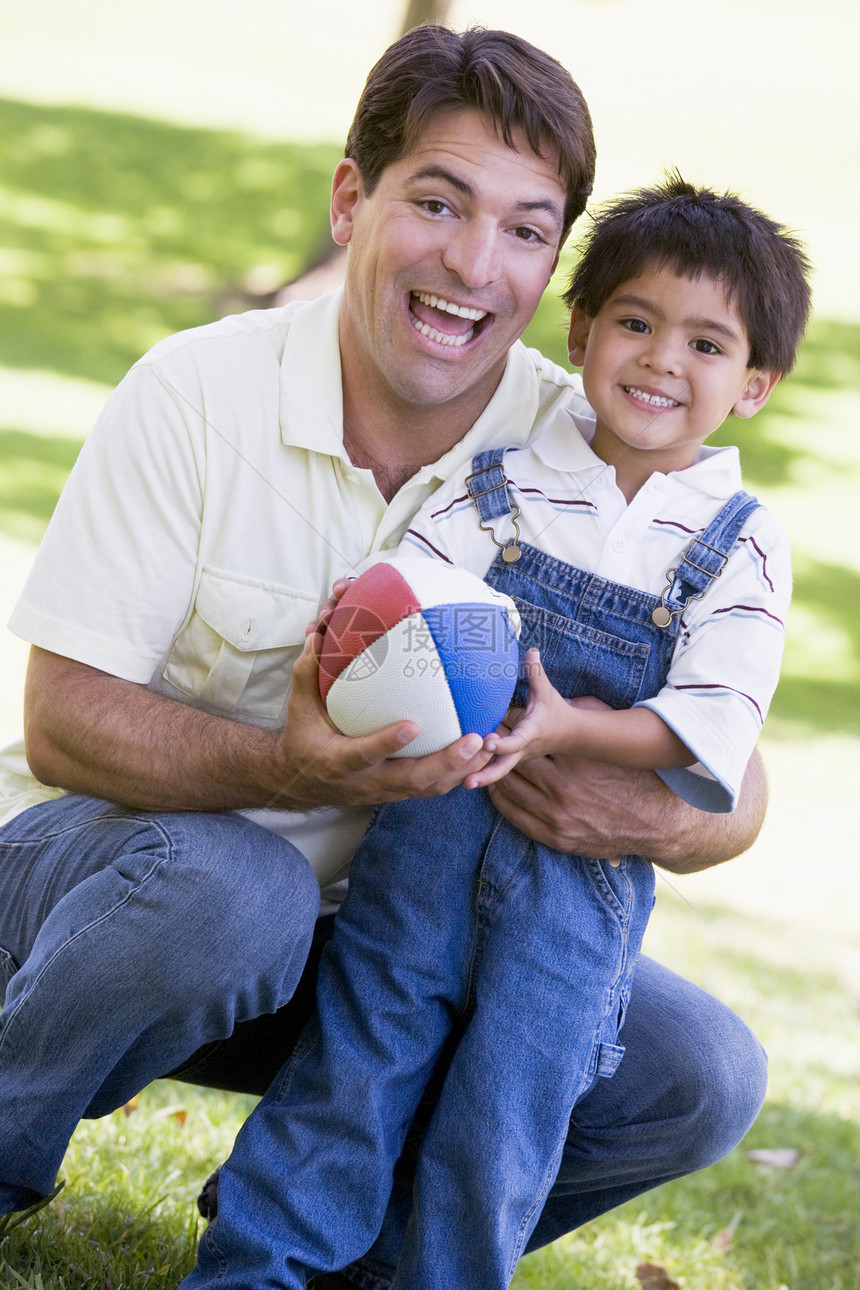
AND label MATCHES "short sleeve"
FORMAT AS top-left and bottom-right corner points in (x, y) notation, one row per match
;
(8, 364), (206, 682)
(638, 507), (791, 812)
